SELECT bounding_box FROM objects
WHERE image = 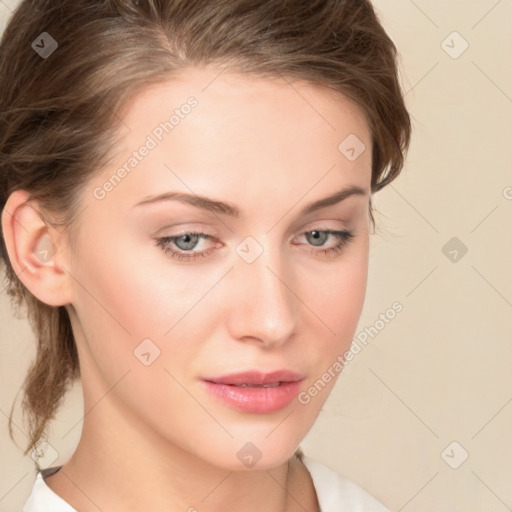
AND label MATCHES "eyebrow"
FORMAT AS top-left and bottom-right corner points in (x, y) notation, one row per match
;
(133, 184), (368, 217)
